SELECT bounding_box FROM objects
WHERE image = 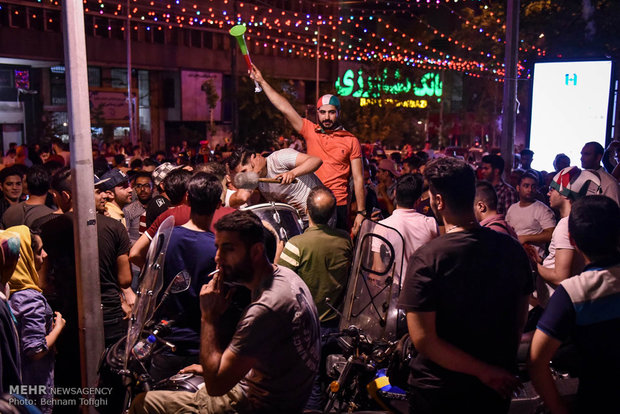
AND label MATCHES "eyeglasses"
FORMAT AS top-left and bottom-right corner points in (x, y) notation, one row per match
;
(133, 183), (152, 190)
